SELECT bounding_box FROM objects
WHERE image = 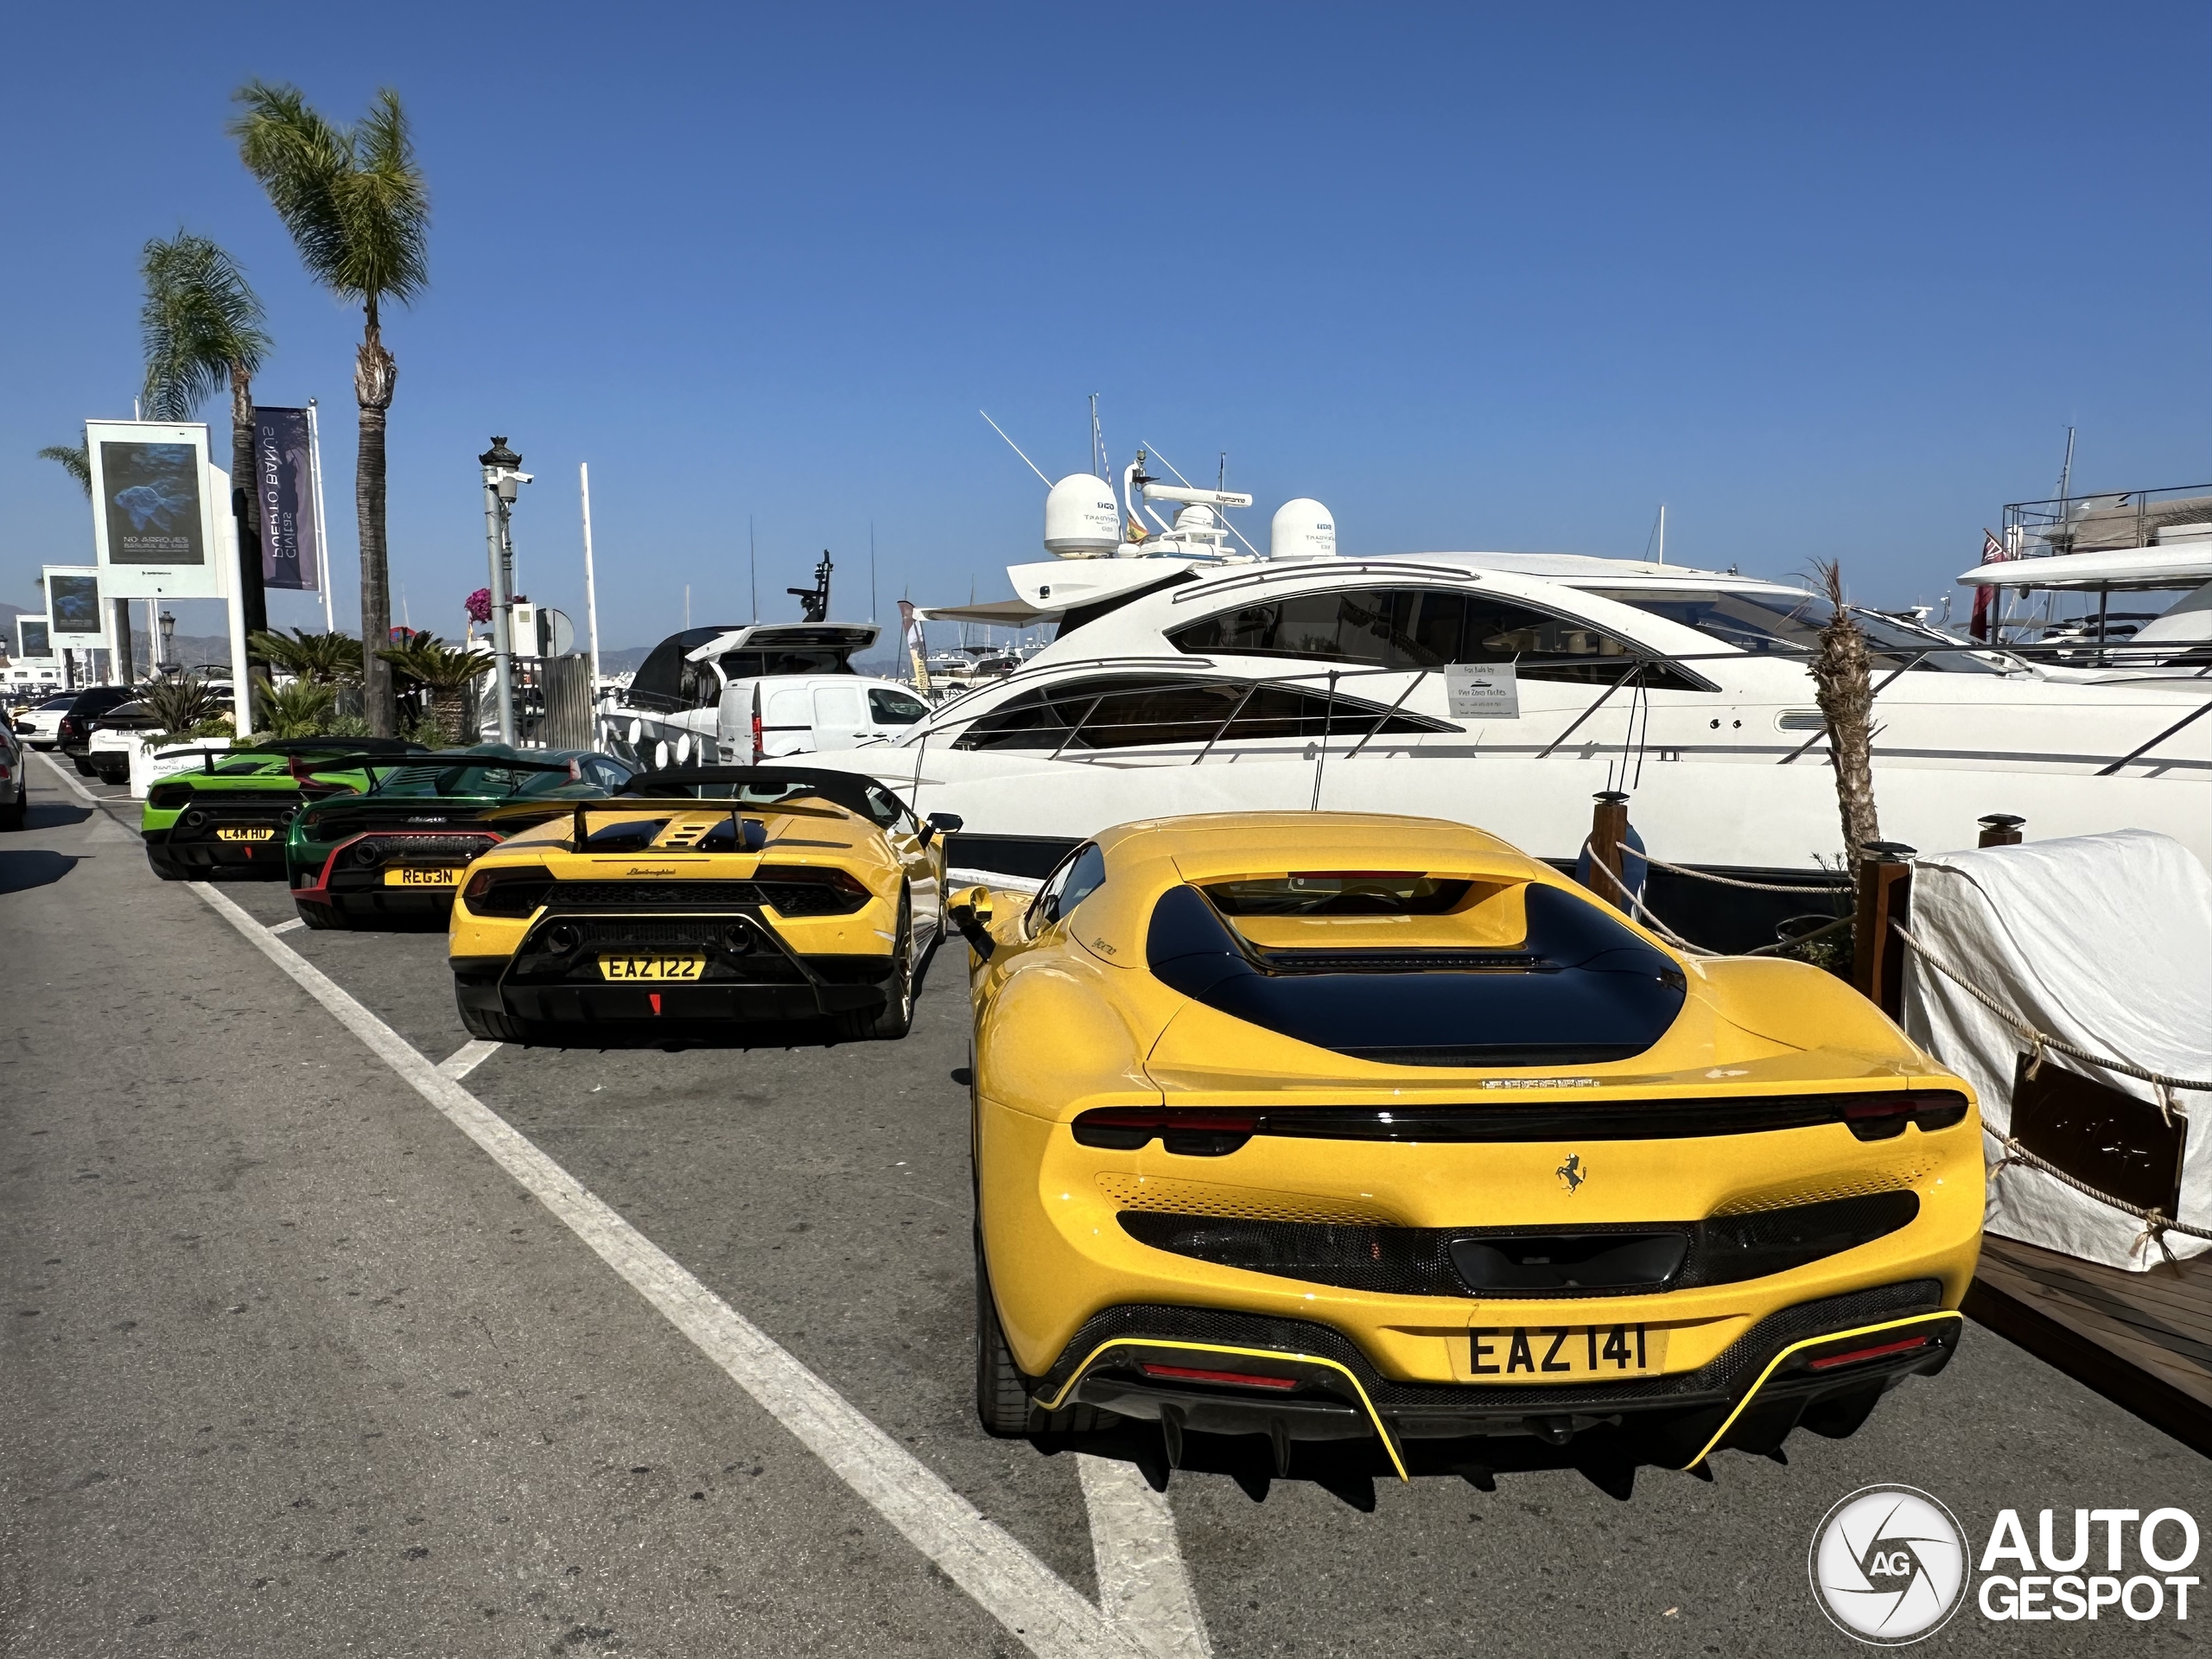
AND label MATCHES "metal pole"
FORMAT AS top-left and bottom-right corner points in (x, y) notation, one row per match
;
(216, 463), (253, 734)
(307, 399), (334, 632)
(484, 469), (516, 745)
(580, 462), (602, 692)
